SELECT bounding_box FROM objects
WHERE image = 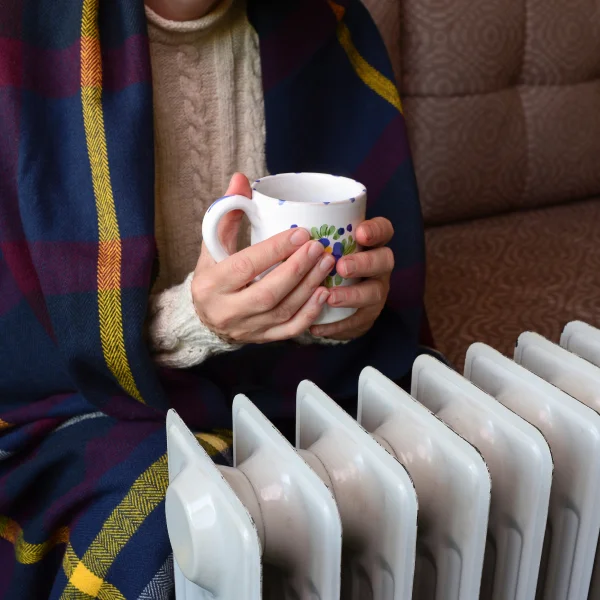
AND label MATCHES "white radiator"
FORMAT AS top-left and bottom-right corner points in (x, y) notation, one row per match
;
(166, 321), (600, 600)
